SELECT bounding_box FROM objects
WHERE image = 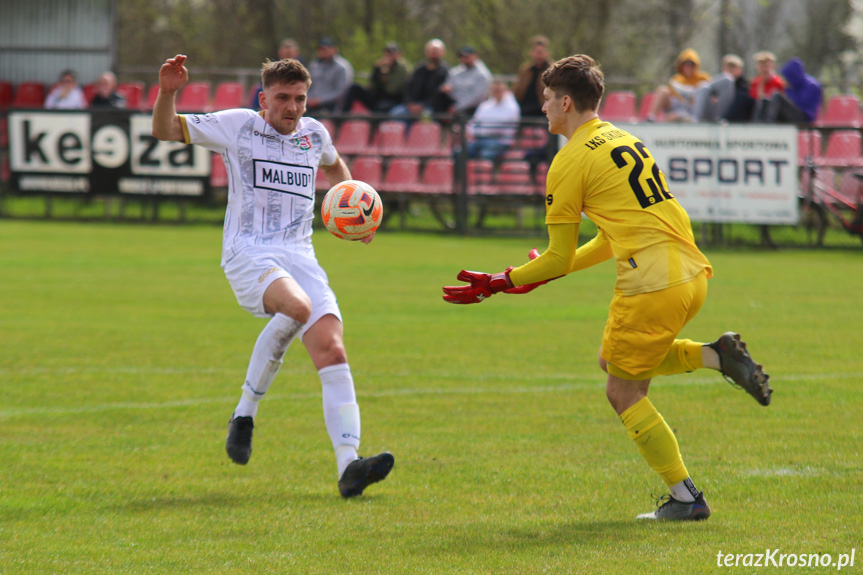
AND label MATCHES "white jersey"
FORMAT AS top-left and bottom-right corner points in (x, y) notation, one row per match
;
(180, 110), (338, 265)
